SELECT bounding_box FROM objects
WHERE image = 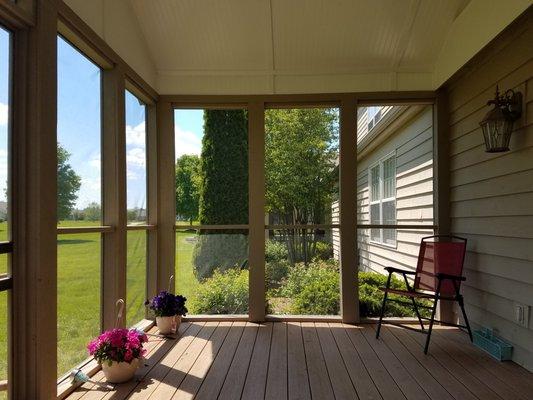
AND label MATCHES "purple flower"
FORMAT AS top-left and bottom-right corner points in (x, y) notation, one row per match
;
(145, 291), (188, 317)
